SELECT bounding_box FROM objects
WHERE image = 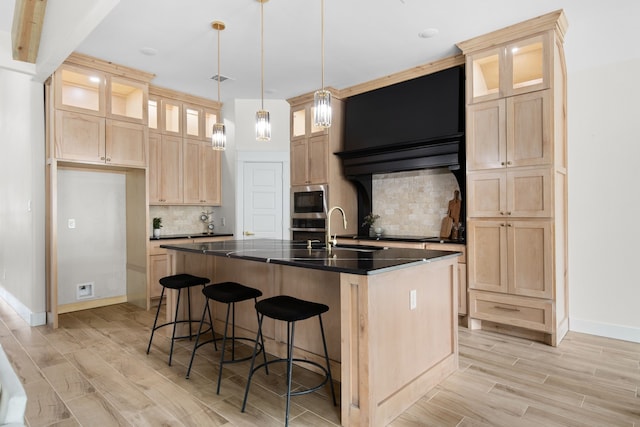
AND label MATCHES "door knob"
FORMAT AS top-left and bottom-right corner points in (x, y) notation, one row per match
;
(244, 231), (255, 236)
